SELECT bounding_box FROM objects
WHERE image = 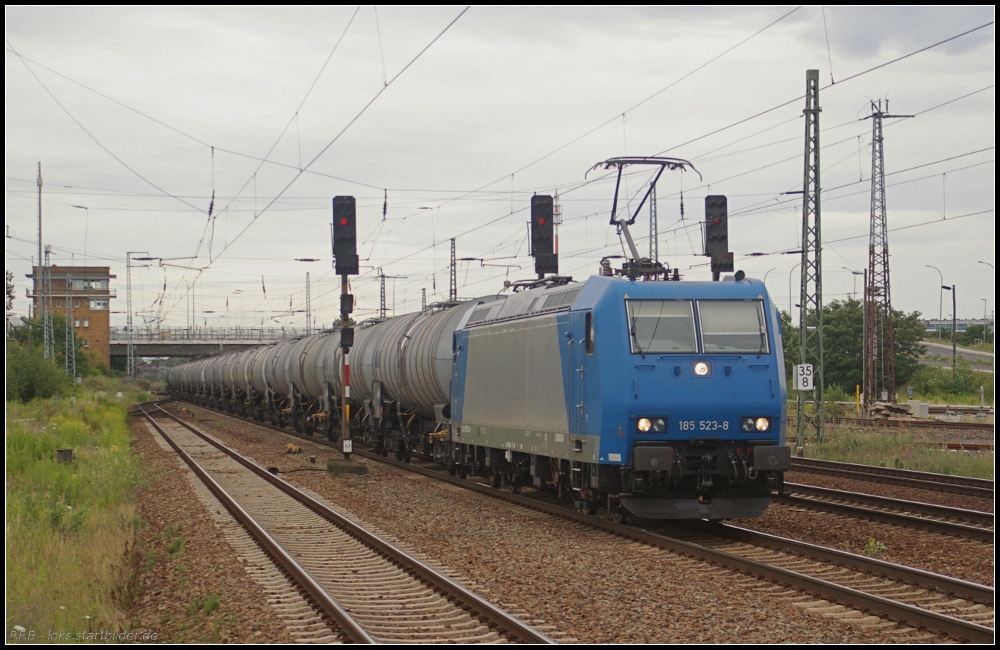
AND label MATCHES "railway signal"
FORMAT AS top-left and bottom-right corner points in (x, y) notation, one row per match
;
(530, 195), (558, 276)
(332, 196), (359, 276)
(705, 195), (733, 279)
